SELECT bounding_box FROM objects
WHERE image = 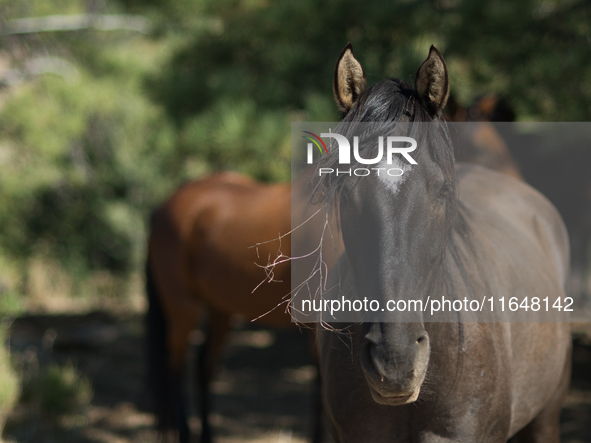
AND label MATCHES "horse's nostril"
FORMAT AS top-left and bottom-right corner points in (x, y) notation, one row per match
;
(416, 334), (427, 344)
